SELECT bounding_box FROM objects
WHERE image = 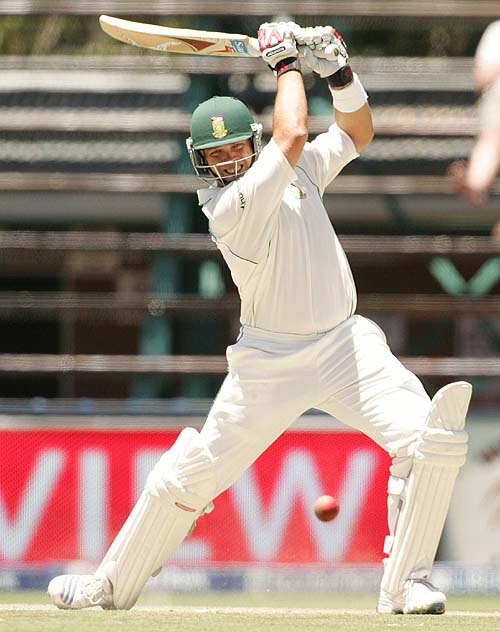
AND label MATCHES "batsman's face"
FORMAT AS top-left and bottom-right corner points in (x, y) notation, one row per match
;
(202, 140), (254, 182)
